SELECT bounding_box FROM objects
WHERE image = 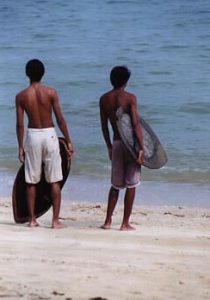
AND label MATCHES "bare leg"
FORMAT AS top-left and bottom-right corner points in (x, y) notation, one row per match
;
(120, 187), (136, 231)
(101, 186), (119, 229)
(51, 182), (63, 229)
(26, 184), (39, 227)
